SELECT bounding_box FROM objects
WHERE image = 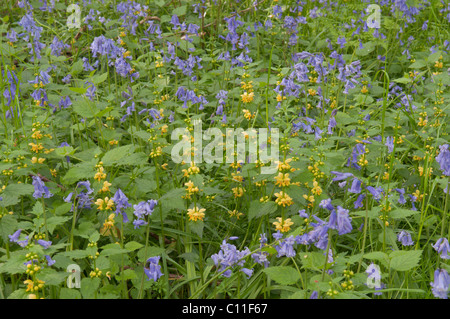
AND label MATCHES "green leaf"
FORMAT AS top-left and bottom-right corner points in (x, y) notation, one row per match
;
(263, 266), (300, 285)
(46, 216), (71, 234)
(0, 183), (34, 206)
(137, 247), (165, 262)
(72, 99), (97, 118)
(0, 215), (18, 242)
(62, 249), (92, 259)
(91, 72), (108, 85)
(102, 145), (135, 166)
(189, 220), (204, 238)
(390, 250), (422, 271)
(363, 251), (389, 267)
(172, 5), (187, 16)
(248, 200), (278, 220)
(7, 289), (28, 299)
(389, 209), (419, 219)
(125, 241), (144, 252)
(62, 165), (95, 185)
(36, 268), (69, 286)
(80, 277), (100, 299)
(60, 287), (82, 299)
(160, 188), (184, 211)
